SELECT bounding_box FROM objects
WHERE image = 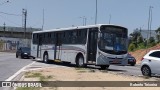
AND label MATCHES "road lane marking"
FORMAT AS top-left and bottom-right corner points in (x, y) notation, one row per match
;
(5, 61), (36, 81)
